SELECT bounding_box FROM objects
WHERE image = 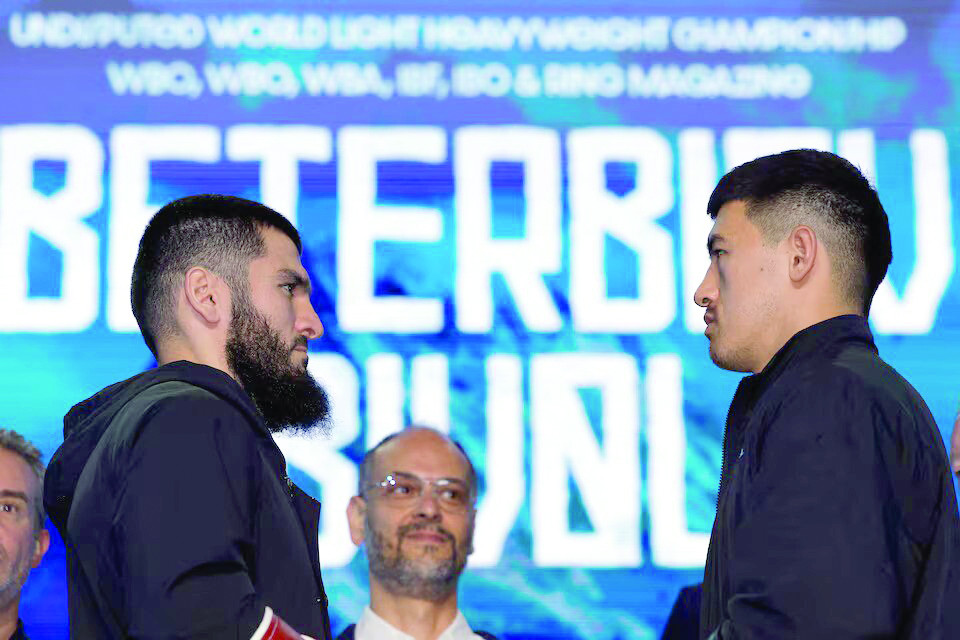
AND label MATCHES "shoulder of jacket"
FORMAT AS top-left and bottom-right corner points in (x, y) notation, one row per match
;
(762, 354), (872, 410)
(106, 380), (259, 456)
(137, 381), (249, 423)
